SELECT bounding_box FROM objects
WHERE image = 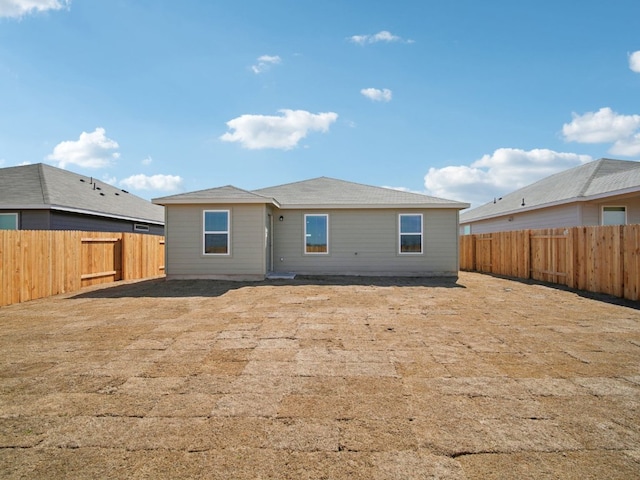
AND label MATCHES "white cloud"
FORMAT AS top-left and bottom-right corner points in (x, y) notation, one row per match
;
(349, 30), (411, 45)
(47, 127), (120, 169)
(142, 156), (152, 166)
(629, 51), (640, 73)
(251, 54), (281, 74)
(220, 109), (338, 150)
(0, 0), (70, 18)
(101, 174), (117, 185)
(562, 107), (640, 157)
(361, 87), (392, 102)
(424, 148), (592, 207)
(120, 174), (183, 192)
